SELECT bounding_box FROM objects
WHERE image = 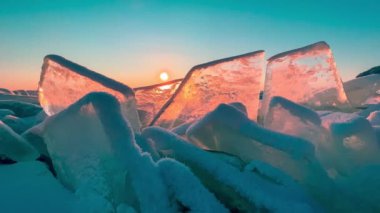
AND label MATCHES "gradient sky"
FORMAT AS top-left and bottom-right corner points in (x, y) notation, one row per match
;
(1, 0), (379, 90)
